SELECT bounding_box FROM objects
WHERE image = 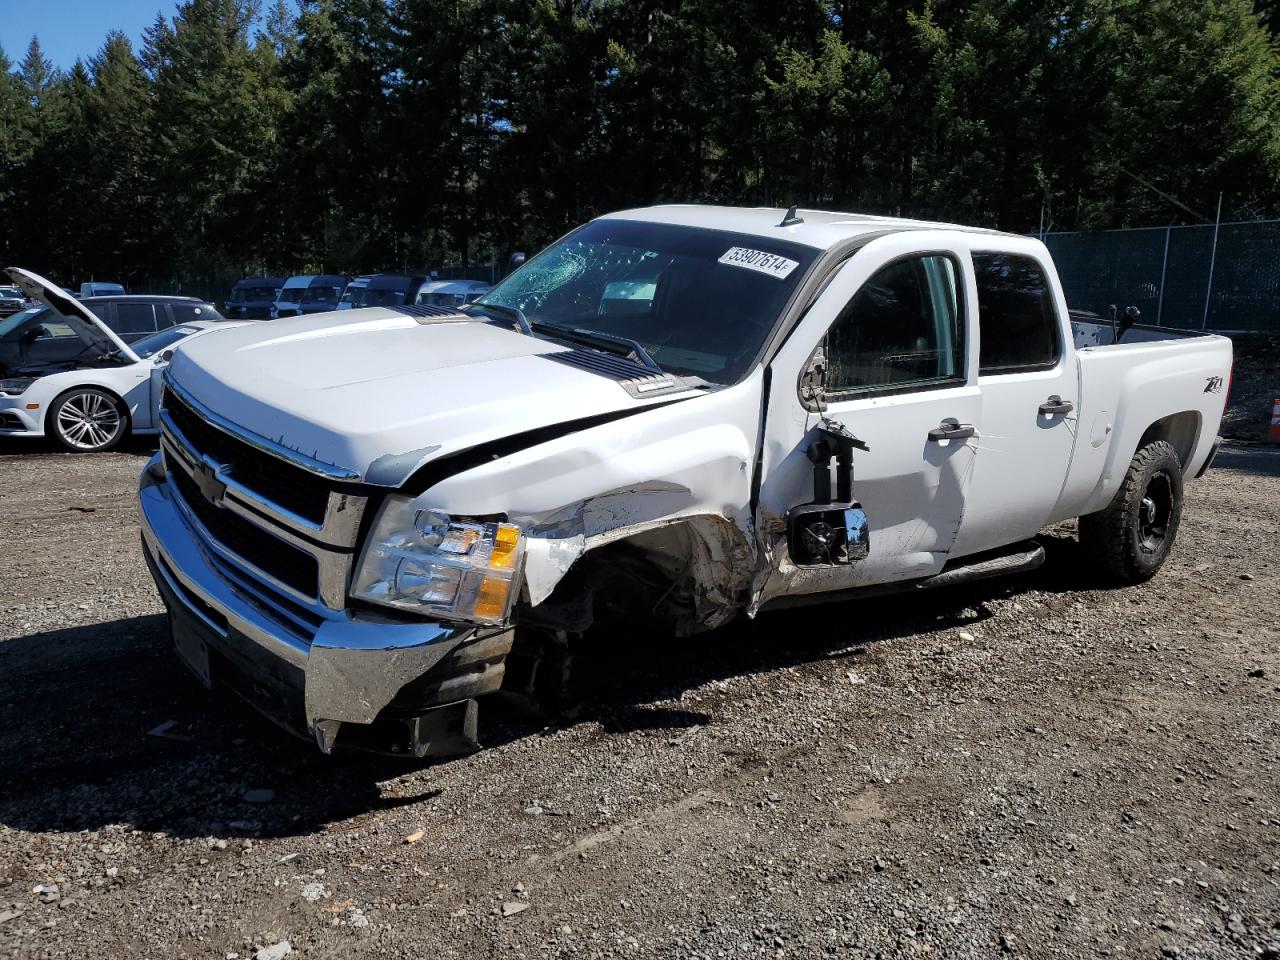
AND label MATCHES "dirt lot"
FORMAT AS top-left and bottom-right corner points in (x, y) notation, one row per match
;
(0, 437), (1277, 960)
